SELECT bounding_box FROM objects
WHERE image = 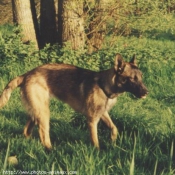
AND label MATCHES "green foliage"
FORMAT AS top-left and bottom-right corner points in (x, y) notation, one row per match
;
(0, 25), (41, 81)
(89, 0), (175, 40)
